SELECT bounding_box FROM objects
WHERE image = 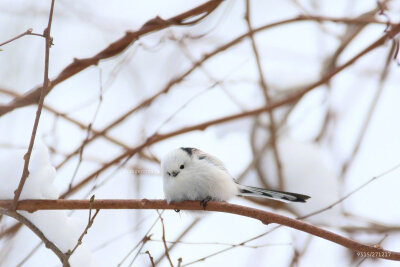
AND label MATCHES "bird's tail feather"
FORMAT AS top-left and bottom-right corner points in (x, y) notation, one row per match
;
(237, 184), (310, 203)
